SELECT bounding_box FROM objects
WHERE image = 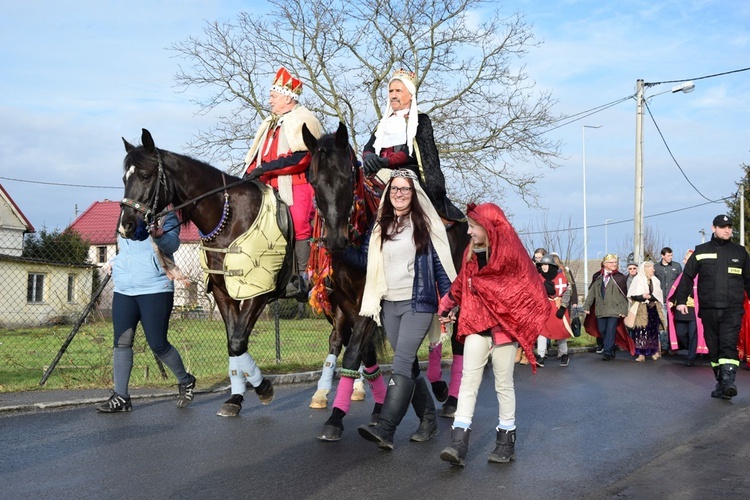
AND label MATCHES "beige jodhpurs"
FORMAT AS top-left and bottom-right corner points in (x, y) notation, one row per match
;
(453, 335), (517, 428)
